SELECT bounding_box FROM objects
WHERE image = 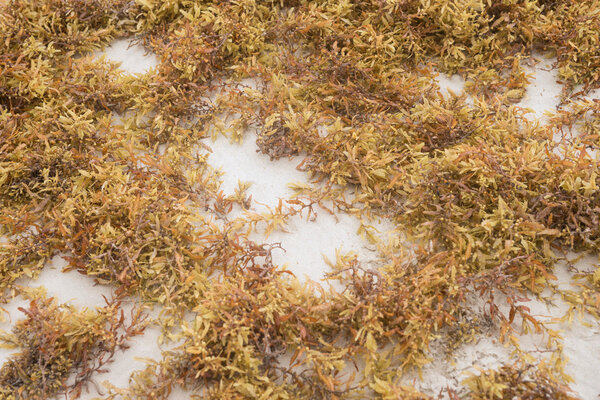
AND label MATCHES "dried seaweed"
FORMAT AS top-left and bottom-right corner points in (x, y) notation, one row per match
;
(2, 0), (600, 398)
(0, 293), (146, 399)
